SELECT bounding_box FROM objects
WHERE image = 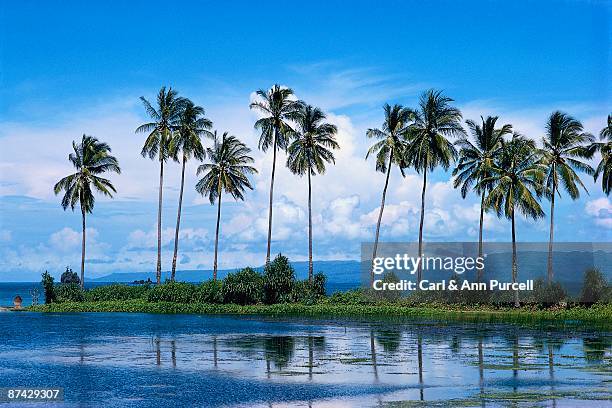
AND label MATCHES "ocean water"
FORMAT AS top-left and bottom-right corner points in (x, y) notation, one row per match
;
(0, 313), (609, 407)
(0, 282), (112, 307)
